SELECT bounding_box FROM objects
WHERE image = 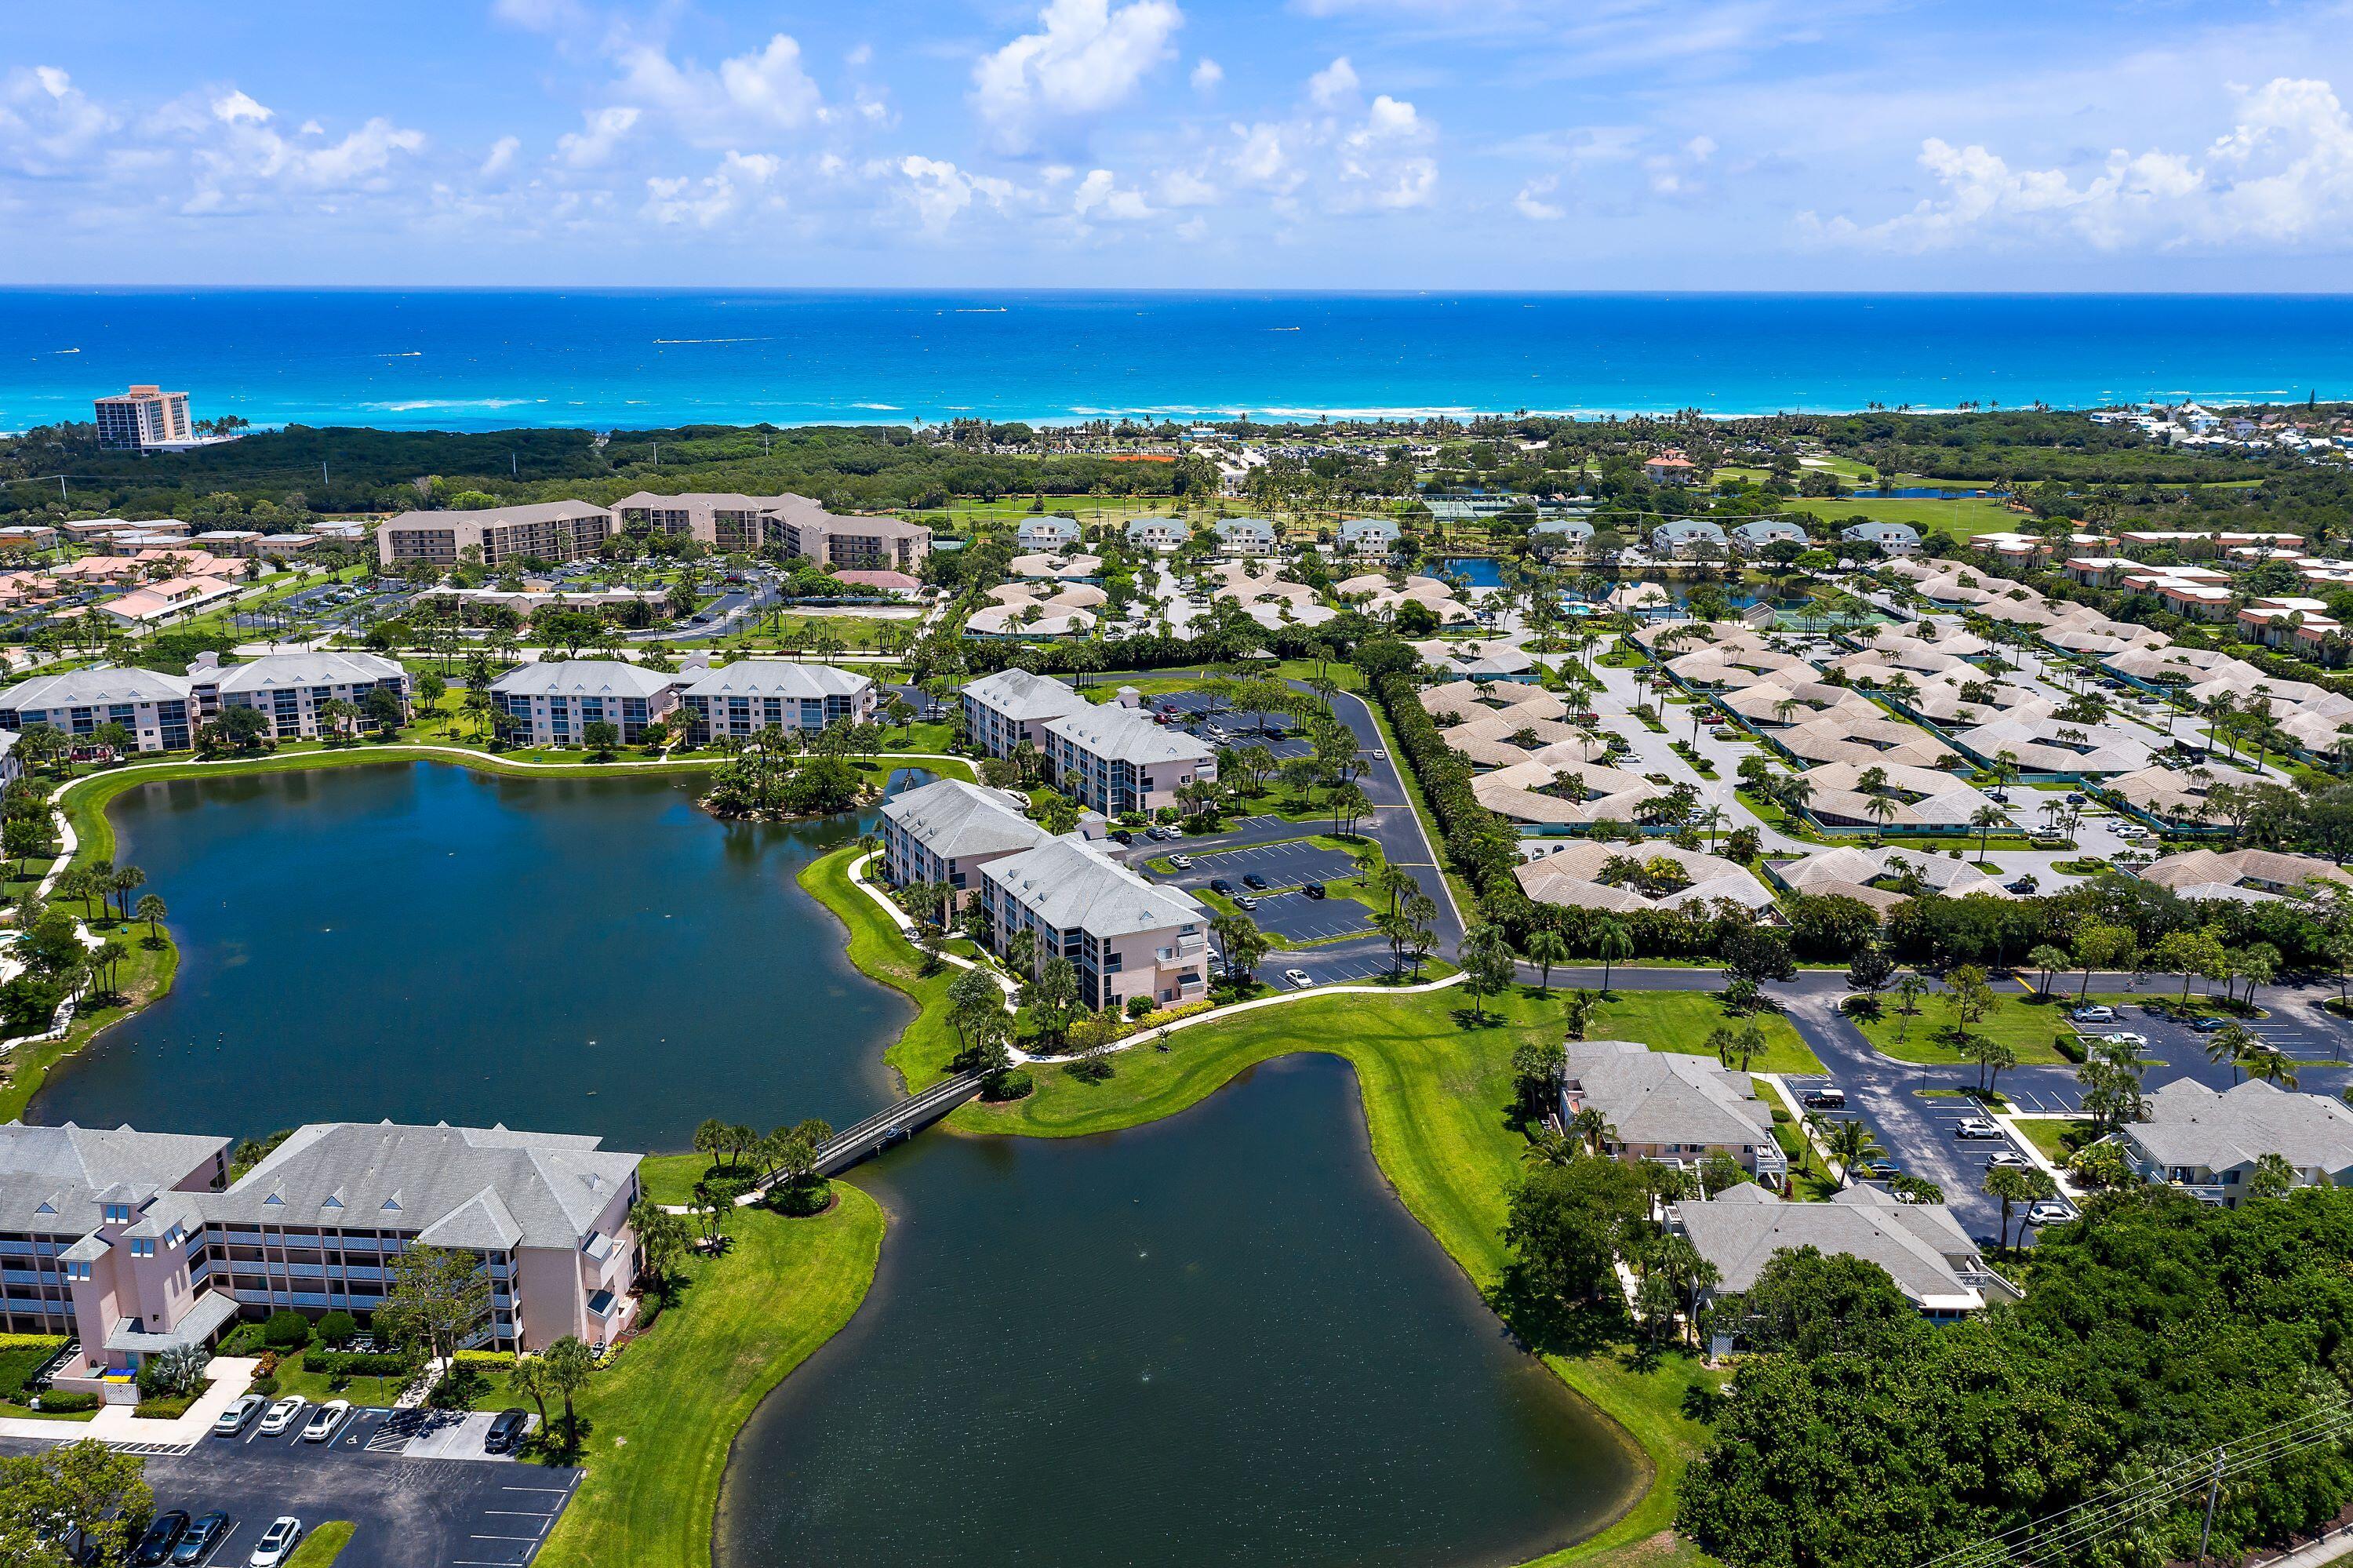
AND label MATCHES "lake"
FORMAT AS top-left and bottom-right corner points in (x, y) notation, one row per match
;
(31, 762), (1638, 1568)
(30, 763), (906, 1148)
